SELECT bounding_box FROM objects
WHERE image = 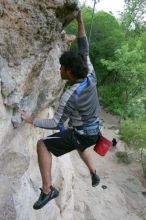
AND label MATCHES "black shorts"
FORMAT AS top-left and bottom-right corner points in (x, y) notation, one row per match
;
(43, 129), (100, 157)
